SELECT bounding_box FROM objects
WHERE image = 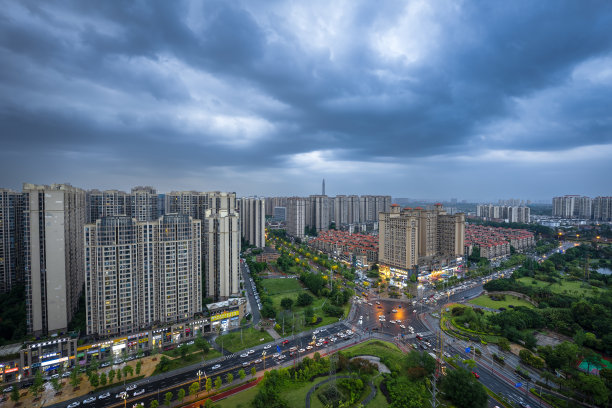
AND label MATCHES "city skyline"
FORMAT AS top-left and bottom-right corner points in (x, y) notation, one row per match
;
(1, 2), (612, 200)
